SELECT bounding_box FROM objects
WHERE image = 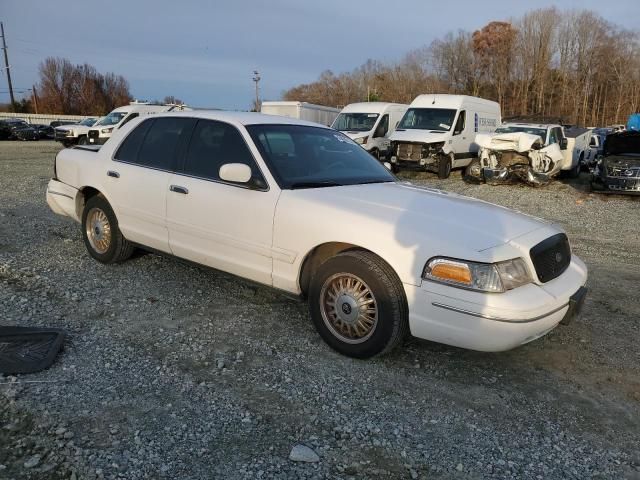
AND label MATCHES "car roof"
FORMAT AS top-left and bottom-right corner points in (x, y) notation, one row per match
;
(153, 110), (333, 128)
